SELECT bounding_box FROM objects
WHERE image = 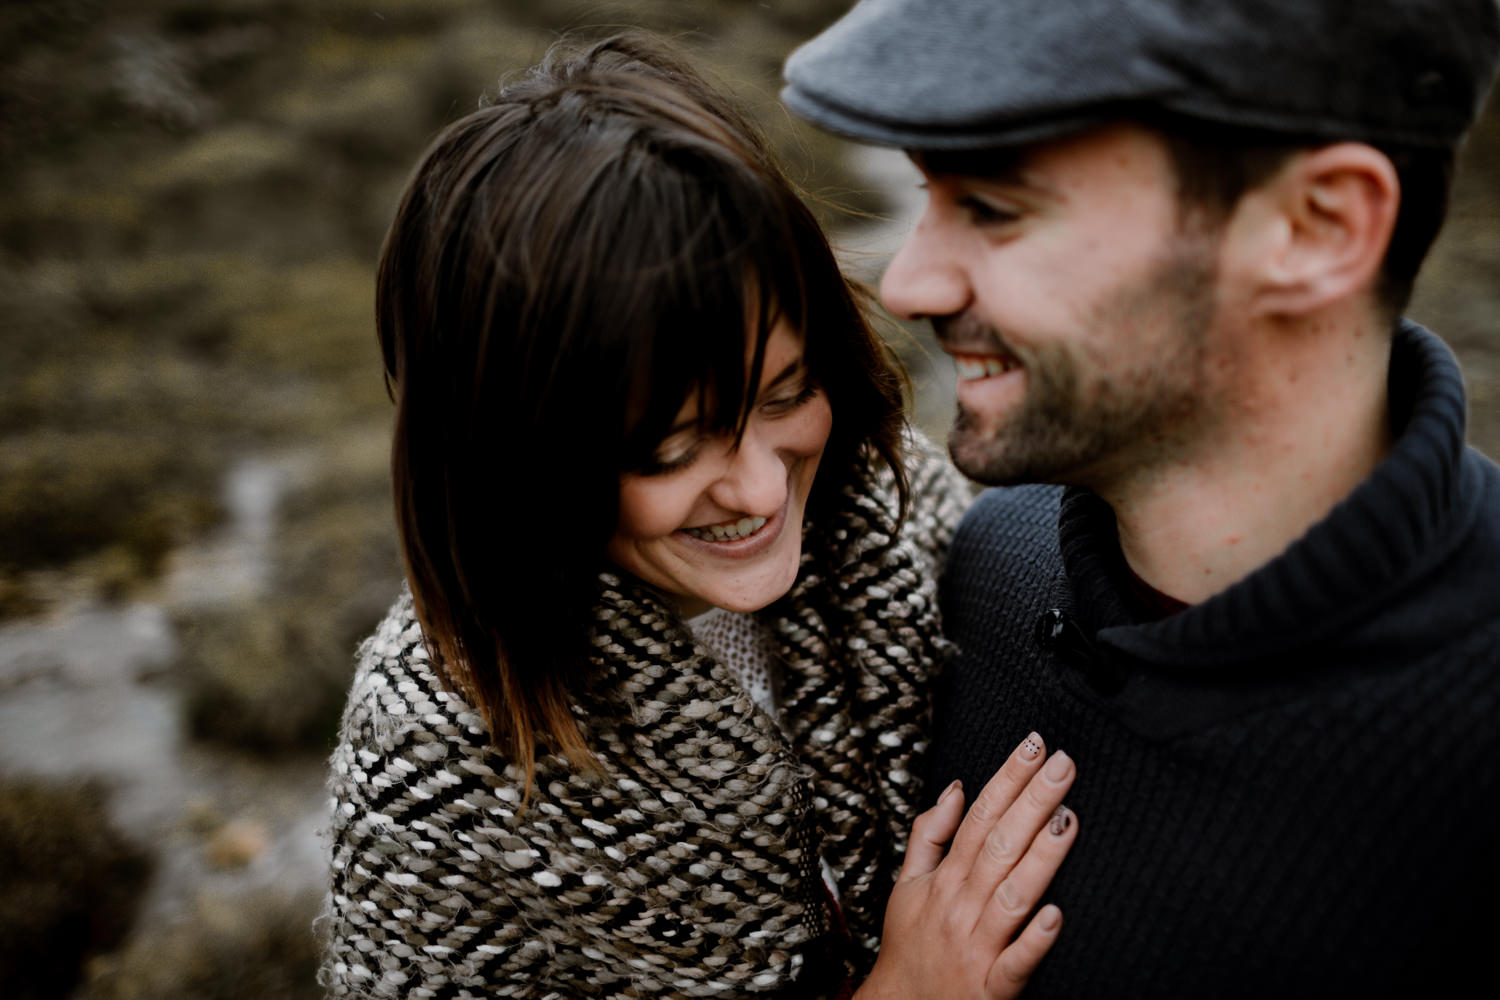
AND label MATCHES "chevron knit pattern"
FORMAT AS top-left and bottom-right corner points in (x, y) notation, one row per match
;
(322, 441), (972, 999)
